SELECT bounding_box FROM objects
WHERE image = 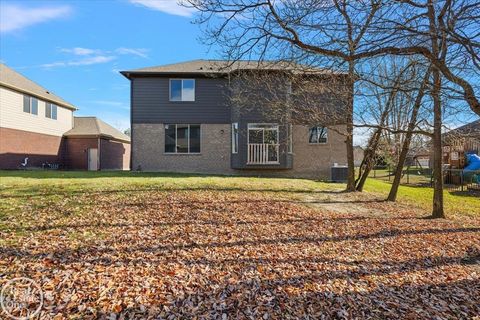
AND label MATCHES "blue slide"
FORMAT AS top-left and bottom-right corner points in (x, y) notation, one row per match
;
(464, 154), (480, 184)
(464, 154), (480, 171)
